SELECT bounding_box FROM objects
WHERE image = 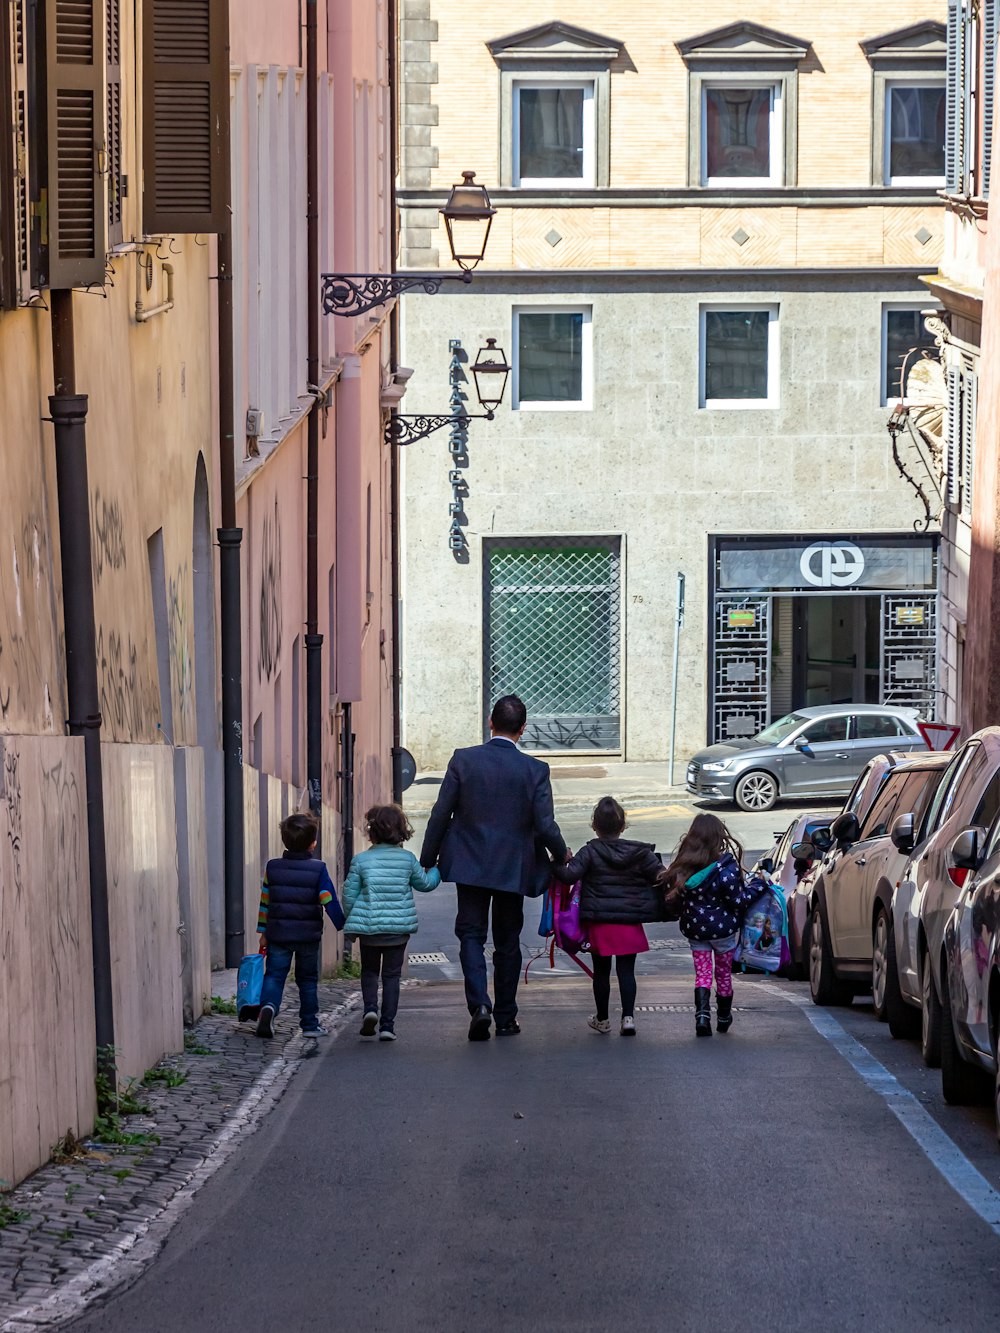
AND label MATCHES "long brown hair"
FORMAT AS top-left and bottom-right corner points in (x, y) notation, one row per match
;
(662, 813), (744, 889)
